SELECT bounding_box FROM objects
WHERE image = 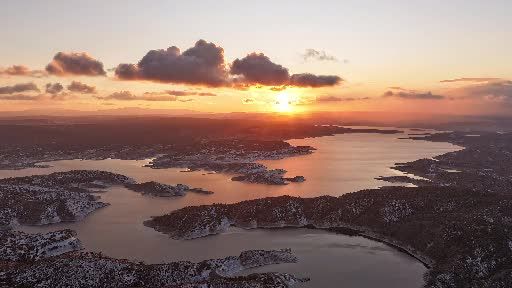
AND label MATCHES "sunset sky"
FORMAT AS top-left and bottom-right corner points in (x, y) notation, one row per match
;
(1, 0), (511, 115)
